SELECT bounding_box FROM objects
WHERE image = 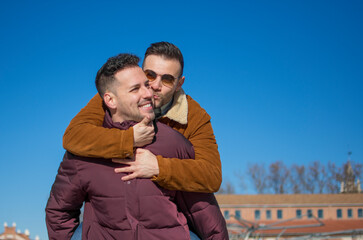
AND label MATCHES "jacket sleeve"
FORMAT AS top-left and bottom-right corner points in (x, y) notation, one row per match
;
(45, 154), (85, 240)
(63, 94), (134, 159)
(155, 97), (222, 193)
(175, 192), (229, 240)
